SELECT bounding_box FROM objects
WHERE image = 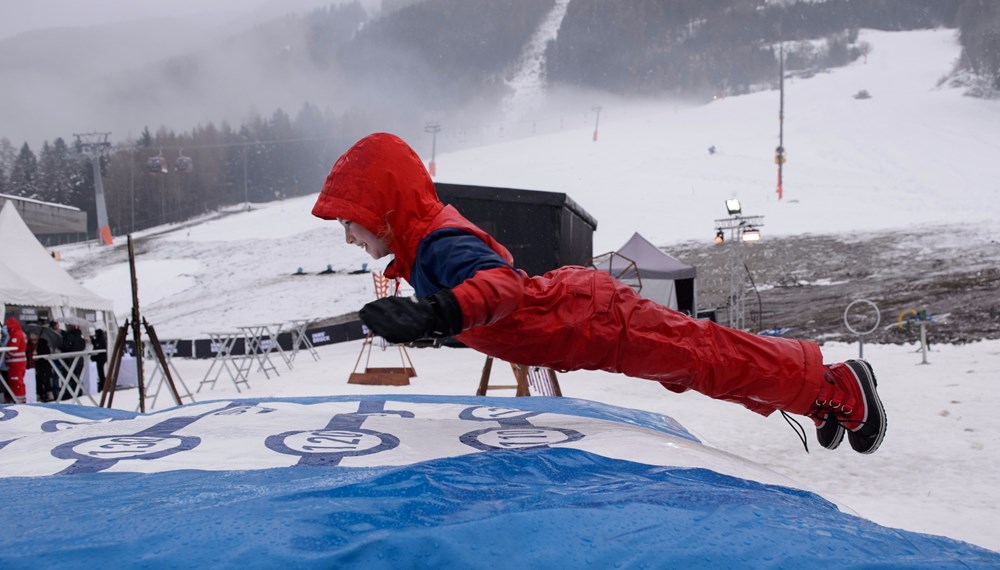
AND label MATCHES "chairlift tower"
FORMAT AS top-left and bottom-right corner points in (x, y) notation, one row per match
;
(714, 199), (764, 331)
(74, 132), (114, 245)
(424, 122), (441, 176)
